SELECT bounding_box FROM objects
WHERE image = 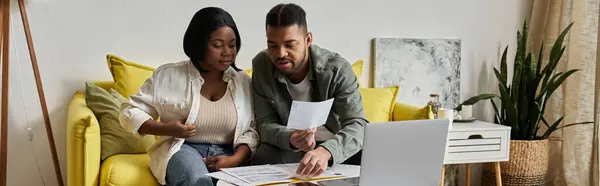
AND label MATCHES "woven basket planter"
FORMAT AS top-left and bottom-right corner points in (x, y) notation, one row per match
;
(482, 139), (549, 186)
